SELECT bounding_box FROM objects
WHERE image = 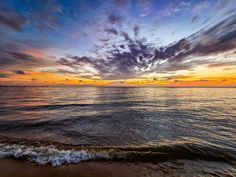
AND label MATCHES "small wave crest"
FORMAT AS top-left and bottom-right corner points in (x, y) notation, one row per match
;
(0, 143), (111, 166)
(0, 136), (235, 166)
